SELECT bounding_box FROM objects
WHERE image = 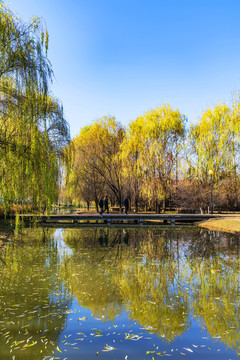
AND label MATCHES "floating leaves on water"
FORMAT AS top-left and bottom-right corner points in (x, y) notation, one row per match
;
(140, 326), (157, 331)
(91, 333), (103, 337)
(155, 353), (171, 357)
(1, 227), (240, 360)
(92, 329), (103, 336)
(102, 344), (117, 352)
(23, 341), (37, 348)
(147, 350), (172, 357)
(192, 344), (206, 348)
(78, 316), (87, 321)
(125, 333), (143, 340)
